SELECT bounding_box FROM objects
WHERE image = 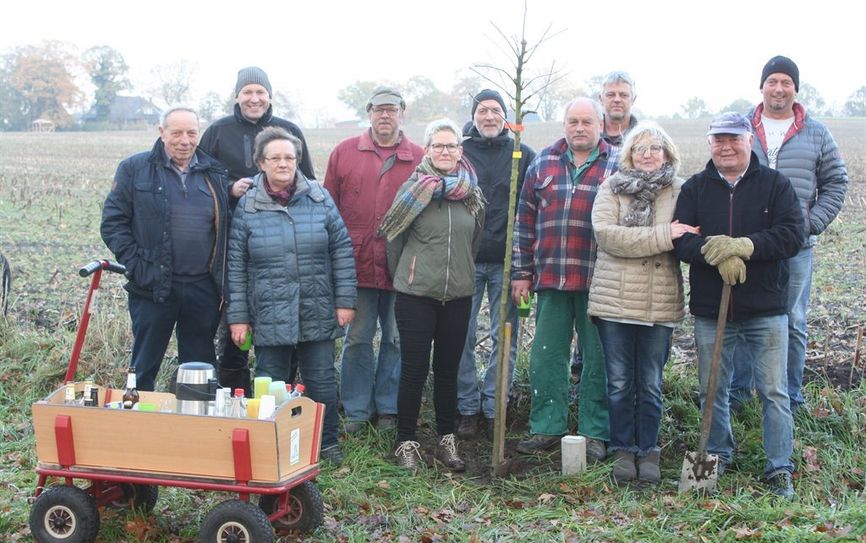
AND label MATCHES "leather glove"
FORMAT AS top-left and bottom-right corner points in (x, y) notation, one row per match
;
(717, 256), (746, 286)
(701, 235), (754, 266)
